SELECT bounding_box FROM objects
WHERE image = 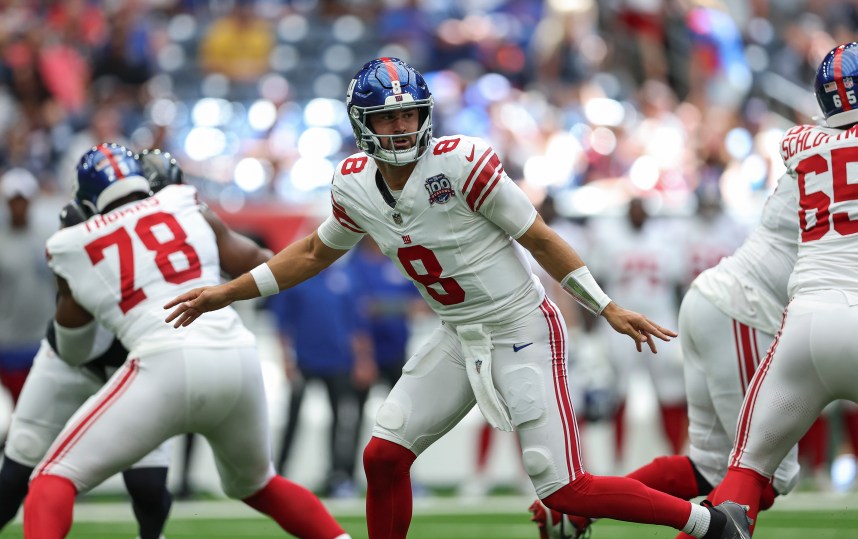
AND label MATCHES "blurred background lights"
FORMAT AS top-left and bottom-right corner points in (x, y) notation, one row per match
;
(332, 15), (365, 43)
(323, 44), (355, 72)
(157, 44), (185, 72)
(584, 98), (625, 127)
(150, 98), (178, 127)
(234, 158), (269, 192)
(725, 127), (754, 160)
(590, 126), (617, 156)
(290, 157), (335, 192)
(303, 98), (346, 127)
(629, 155), (660, 191)
(192, 97), (233, 127)
(475, 73), (512, 103)
(184, 127), (227, 161)
(298, 127), (343, 158)
(277, 14), (309, 42)
(258, 74), (290, 103)
(248, 100), (278, 132)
